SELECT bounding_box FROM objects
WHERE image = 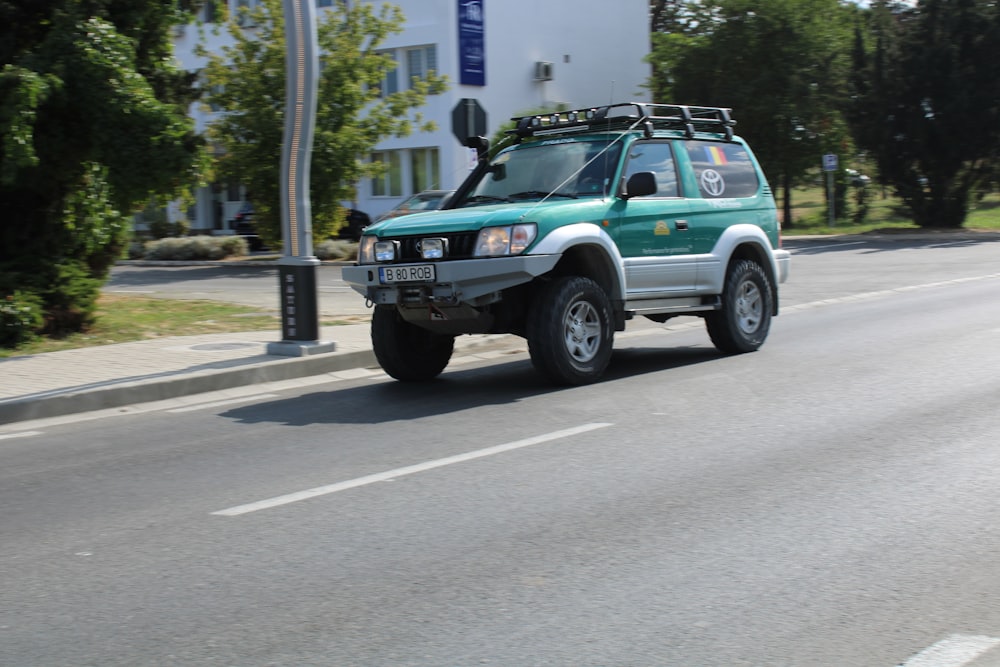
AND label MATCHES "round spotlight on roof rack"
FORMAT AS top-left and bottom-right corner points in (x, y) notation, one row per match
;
(586, 109), (596, 119)
(531, 117), (541, 127)
(568, 112), (578, 122)
(550, 114), (559, 124)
